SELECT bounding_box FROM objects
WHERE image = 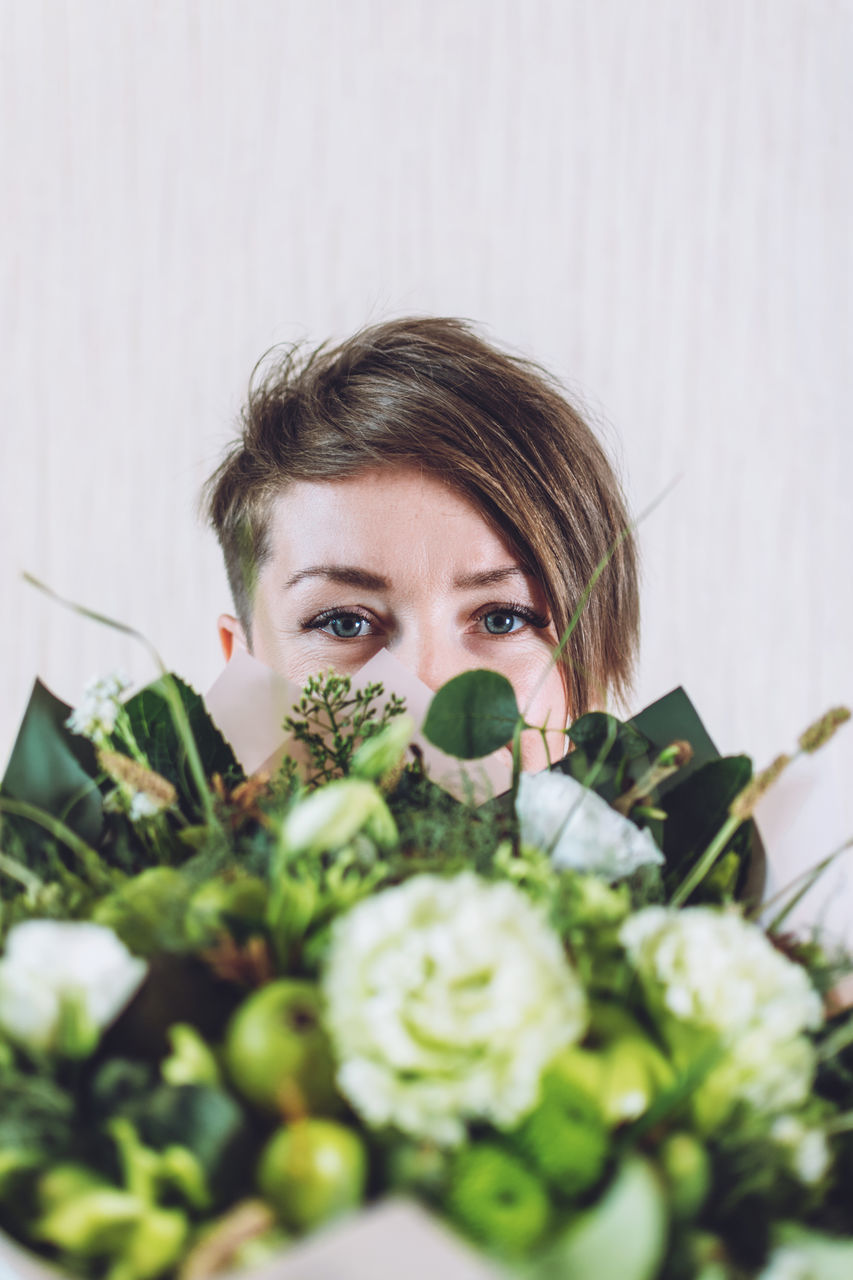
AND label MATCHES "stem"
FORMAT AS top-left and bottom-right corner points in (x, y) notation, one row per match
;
(669, 811), (743, 908)
(612, 750), (683, 816)
(818, 1016), (853, 1065)
(509, 718), (524, 814)
(0, 797), (112, 888)
(826, 1109), (853, 1135)
(0, 849), (43, 898)
(759, 835), (853, 933)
